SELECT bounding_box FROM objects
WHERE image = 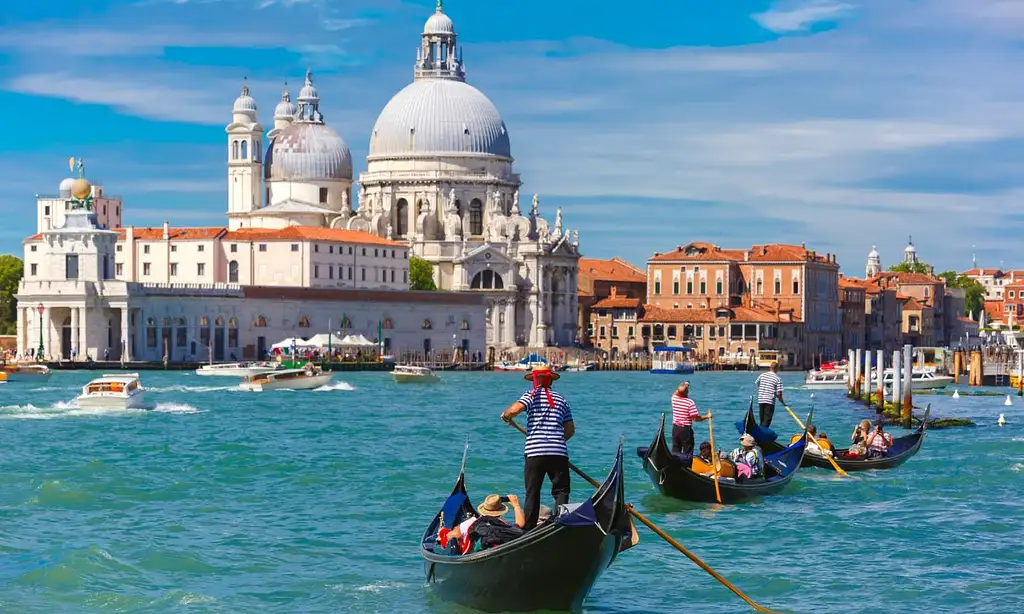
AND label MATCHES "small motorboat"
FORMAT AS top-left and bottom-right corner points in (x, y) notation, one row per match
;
(1, 363), (51, 382)
(391, 365), (440, 384)
(881, 367), (954, 391)
(650, 346), (695, 374)
(493, 353), (551, 372)
(195, 362), (279, 377)
(804, 362), (849, 389)
(239, 364), (333, 391)
(76, 373), (145, 409)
